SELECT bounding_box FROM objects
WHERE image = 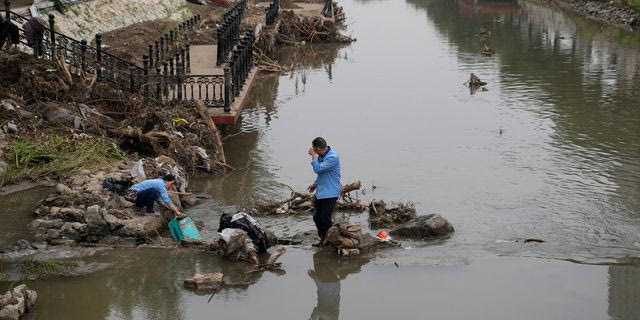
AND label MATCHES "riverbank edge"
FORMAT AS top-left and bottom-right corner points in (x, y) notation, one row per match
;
(542, 0), (640, 31)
